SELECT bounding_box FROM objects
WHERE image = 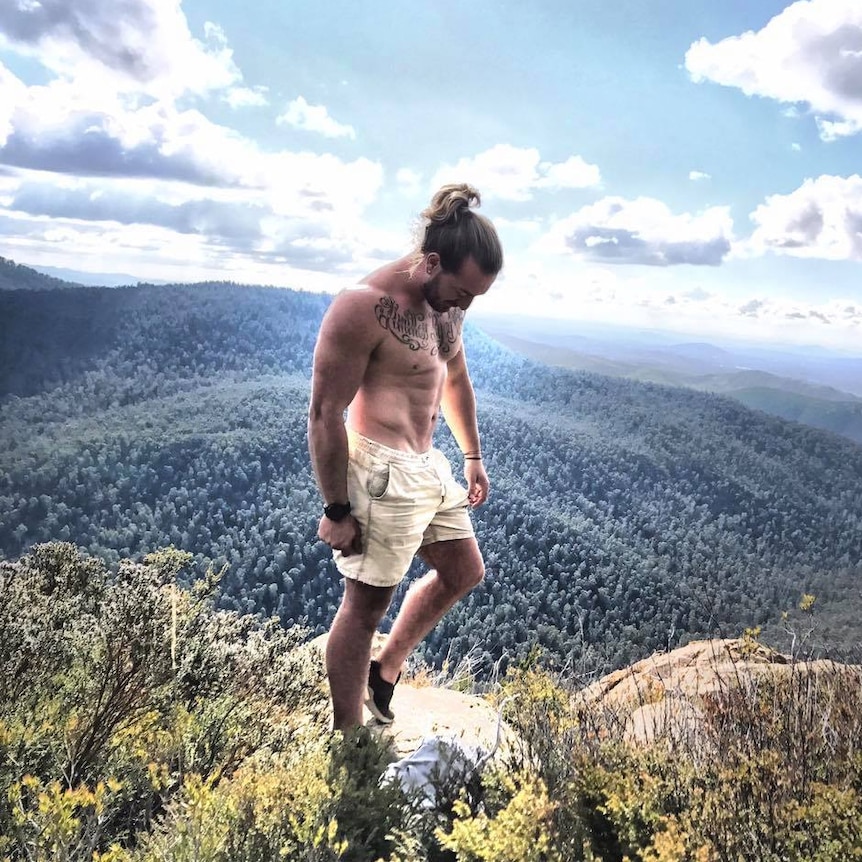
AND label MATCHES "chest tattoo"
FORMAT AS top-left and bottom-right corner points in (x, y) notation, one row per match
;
(375, 296), (464, 356)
